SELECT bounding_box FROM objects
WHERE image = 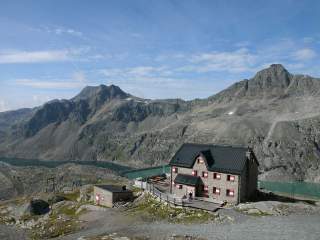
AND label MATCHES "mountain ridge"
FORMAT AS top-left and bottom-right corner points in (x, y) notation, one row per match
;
(1, 64), (320, 182)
